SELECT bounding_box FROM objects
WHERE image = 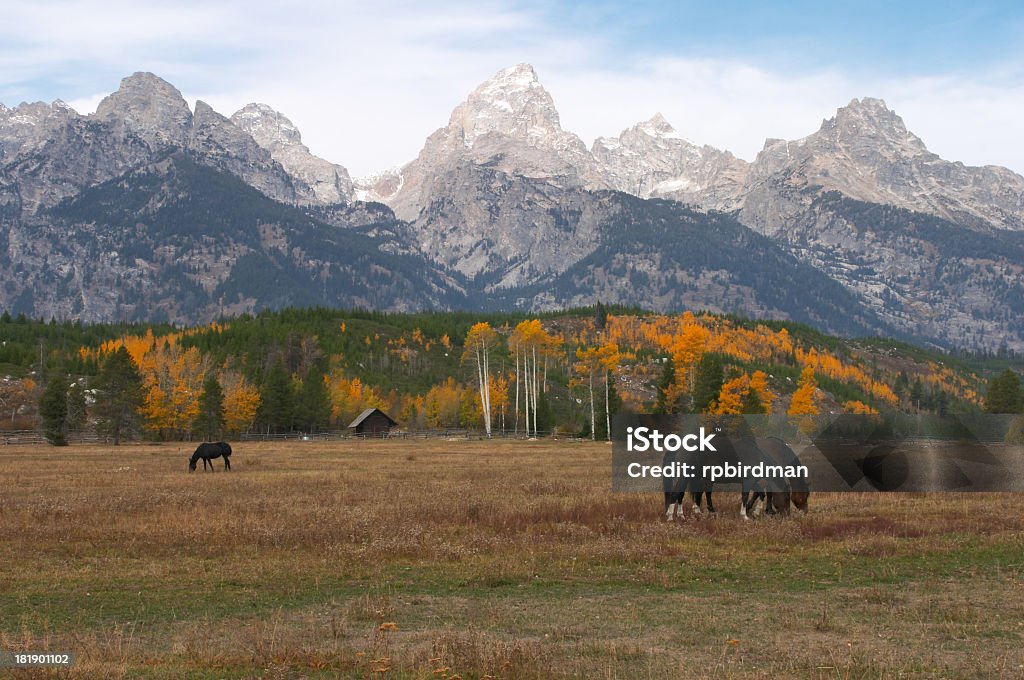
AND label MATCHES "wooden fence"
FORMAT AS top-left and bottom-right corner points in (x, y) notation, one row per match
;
(1, 428), (584, 446)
